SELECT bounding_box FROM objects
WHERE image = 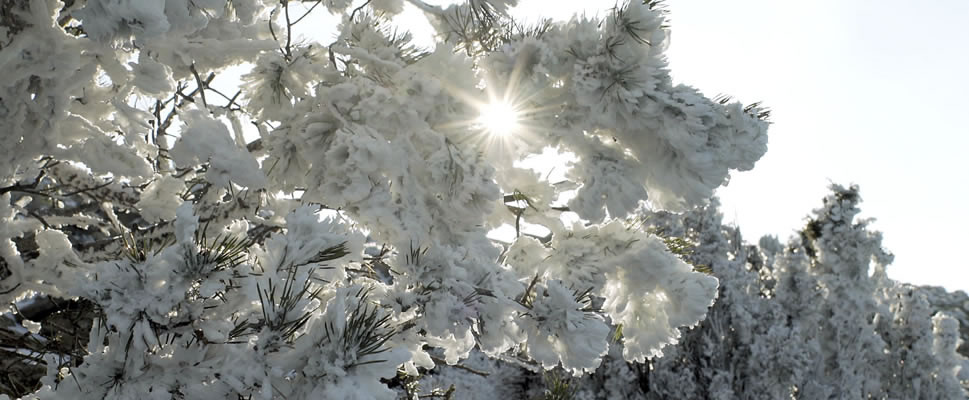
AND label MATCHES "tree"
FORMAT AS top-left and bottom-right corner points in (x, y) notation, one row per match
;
(0, 0), (771, 398)
(478, 186), (967, 399)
